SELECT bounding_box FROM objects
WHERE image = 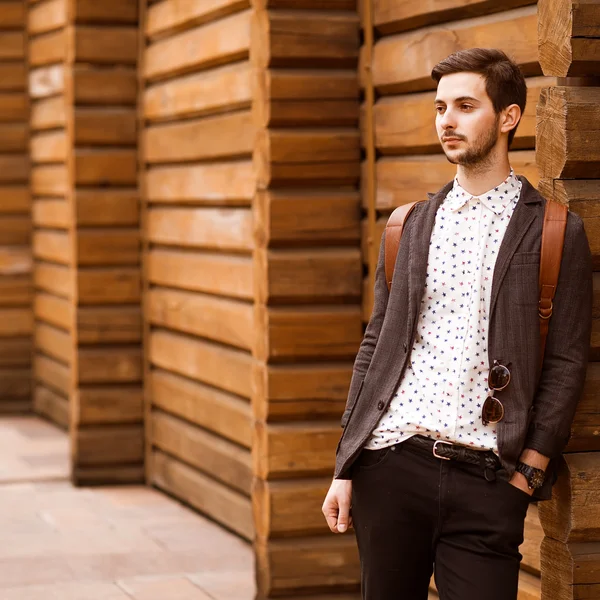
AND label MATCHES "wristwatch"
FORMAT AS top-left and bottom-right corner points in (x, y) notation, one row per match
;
(515, 461), (546, 490)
